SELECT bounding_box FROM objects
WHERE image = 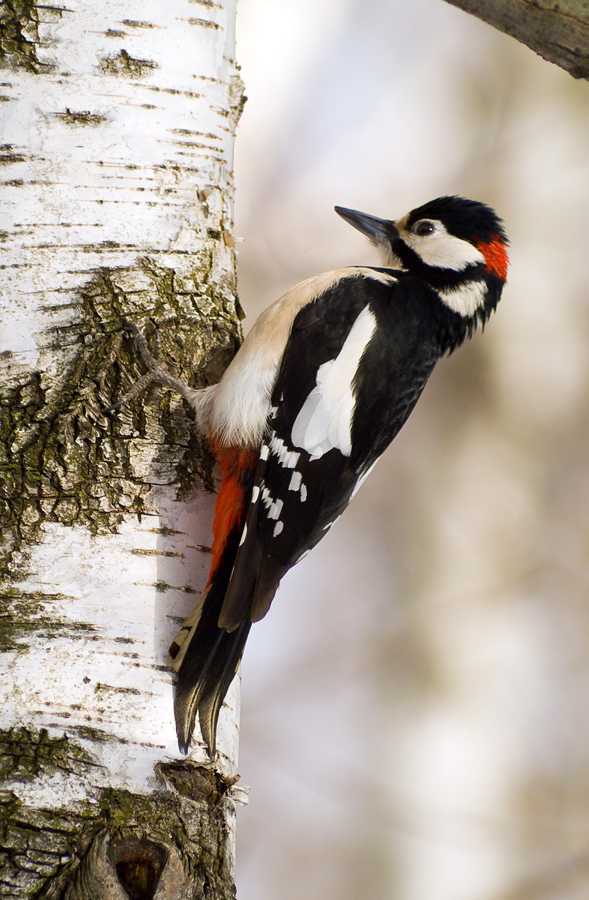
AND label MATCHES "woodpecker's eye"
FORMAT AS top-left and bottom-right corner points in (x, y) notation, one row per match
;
(413, 220), (436, 237)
